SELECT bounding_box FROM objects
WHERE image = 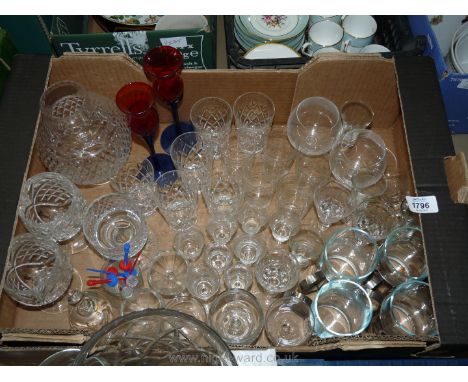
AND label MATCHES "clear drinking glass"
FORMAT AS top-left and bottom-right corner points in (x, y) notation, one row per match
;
(4, 233), (73, 307)
(351, 199), (397, 241)
(209, 289), (264, 345)
(232, 233), (267, 265)
(223, 135), (254, 180)
(287, 96), (342, 156)
(269, 206), (301, 243)
(294, 154), (331, 190)
(83, 193), (148, 260)
(379, 280), (436, 336)
(187, 265), (220, 302)
(288, 225), (324, 269)
(243, 155), (278, 209)
(255, 249), (300, 294)
(38, 80), (131, 185)
(320, 227), (379, 283)
(340, 100), (374, 131)
(202, 167), (244, 217)
(263, 128), (296, 178)
(166, 295), (208, 322)
(190, 96), (233, 159)
(378, 225), (427, 287)
(155, 170), (198, 231)
(173, 227), (205, 262)
(314, 179), (357, 227)
(68, 289), (113, 331)
(148, 251), (188, 297)
(110, 159), (158, 217)
(238, 202), (269, 235)
(204, 243), (234, 273)
(233, 92), (275, 154)
(120, 288), (165, 316)
(206, 214), (237, 245)
(224, 264), (253, 290)
(276, 175), (316, 218)
(170, 131), (214, 193)
(265, 295), (312, 346)
(329, 128), (388, 190)
(312, 279), (373, 338)
(18, 172), (87, 254)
